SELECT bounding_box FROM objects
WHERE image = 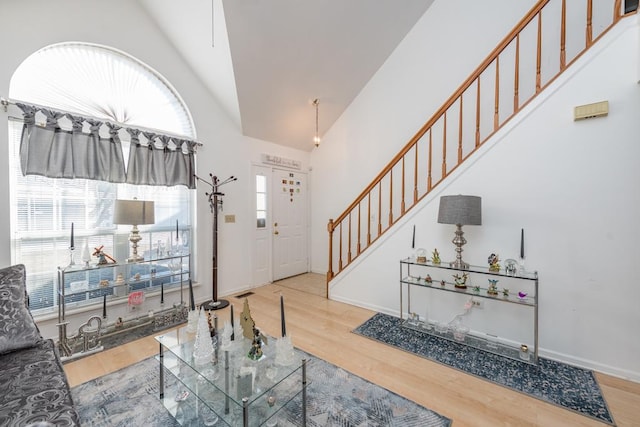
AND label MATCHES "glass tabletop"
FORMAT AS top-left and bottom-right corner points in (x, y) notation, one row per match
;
(156, 328), (304, 408)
